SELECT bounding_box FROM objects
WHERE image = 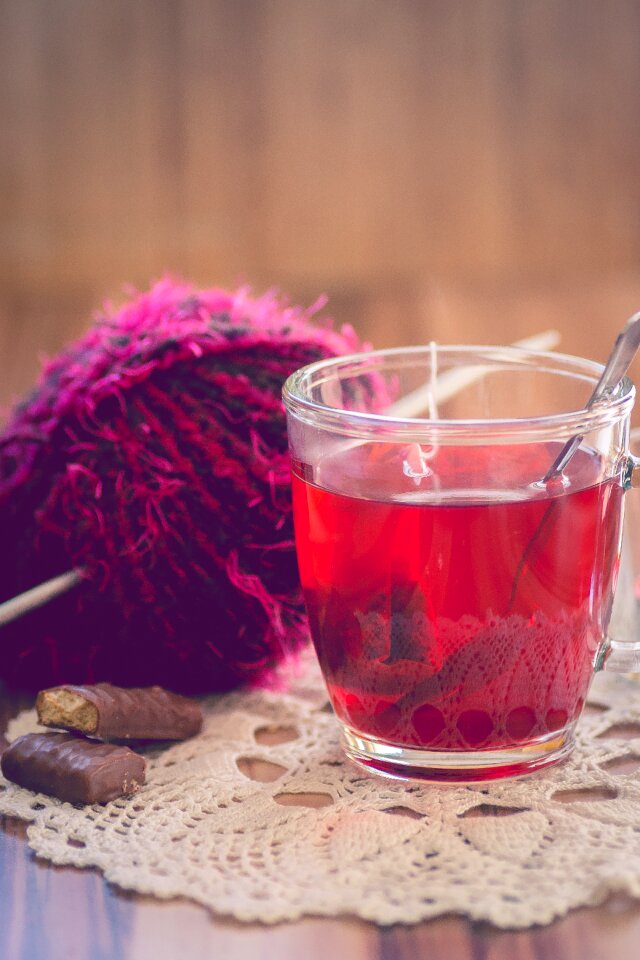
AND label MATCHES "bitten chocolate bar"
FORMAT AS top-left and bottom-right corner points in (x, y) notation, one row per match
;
(1, 732), (146, 804)
(36, 683), (203, 741)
